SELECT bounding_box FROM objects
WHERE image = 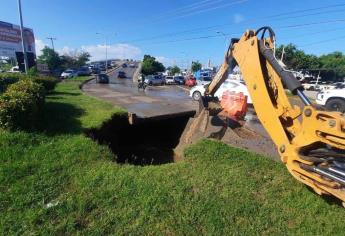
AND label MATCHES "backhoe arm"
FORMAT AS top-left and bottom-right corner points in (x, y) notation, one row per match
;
(210, 27), (345, 203)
